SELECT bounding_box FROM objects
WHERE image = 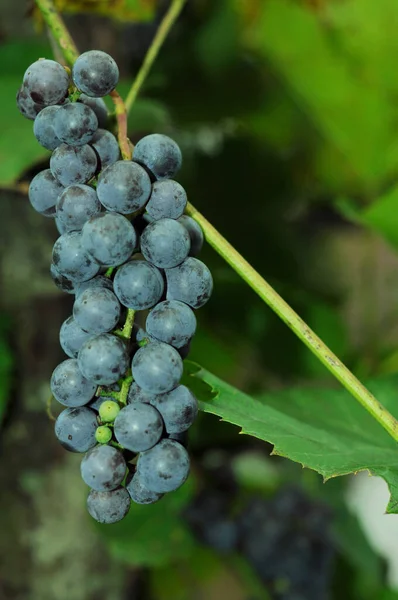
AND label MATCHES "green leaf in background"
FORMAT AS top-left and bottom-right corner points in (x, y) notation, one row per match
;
(0, 315), (13, 424)
(360, 185), (398, 248)
(184, 361), (398, 513)
(35, 0), (156, 23)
